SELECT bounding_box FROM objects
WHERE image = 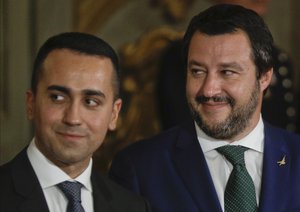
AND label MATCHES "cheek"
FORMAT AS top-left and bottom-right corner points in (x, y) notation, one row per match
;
(34, 104), (62, 127)
(87, 120), (109, 146)
(231, 86), (246, 97)
(186, 79), (199, 98)
(227, 81), (256, 104)
(85, 113), (111, 133)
